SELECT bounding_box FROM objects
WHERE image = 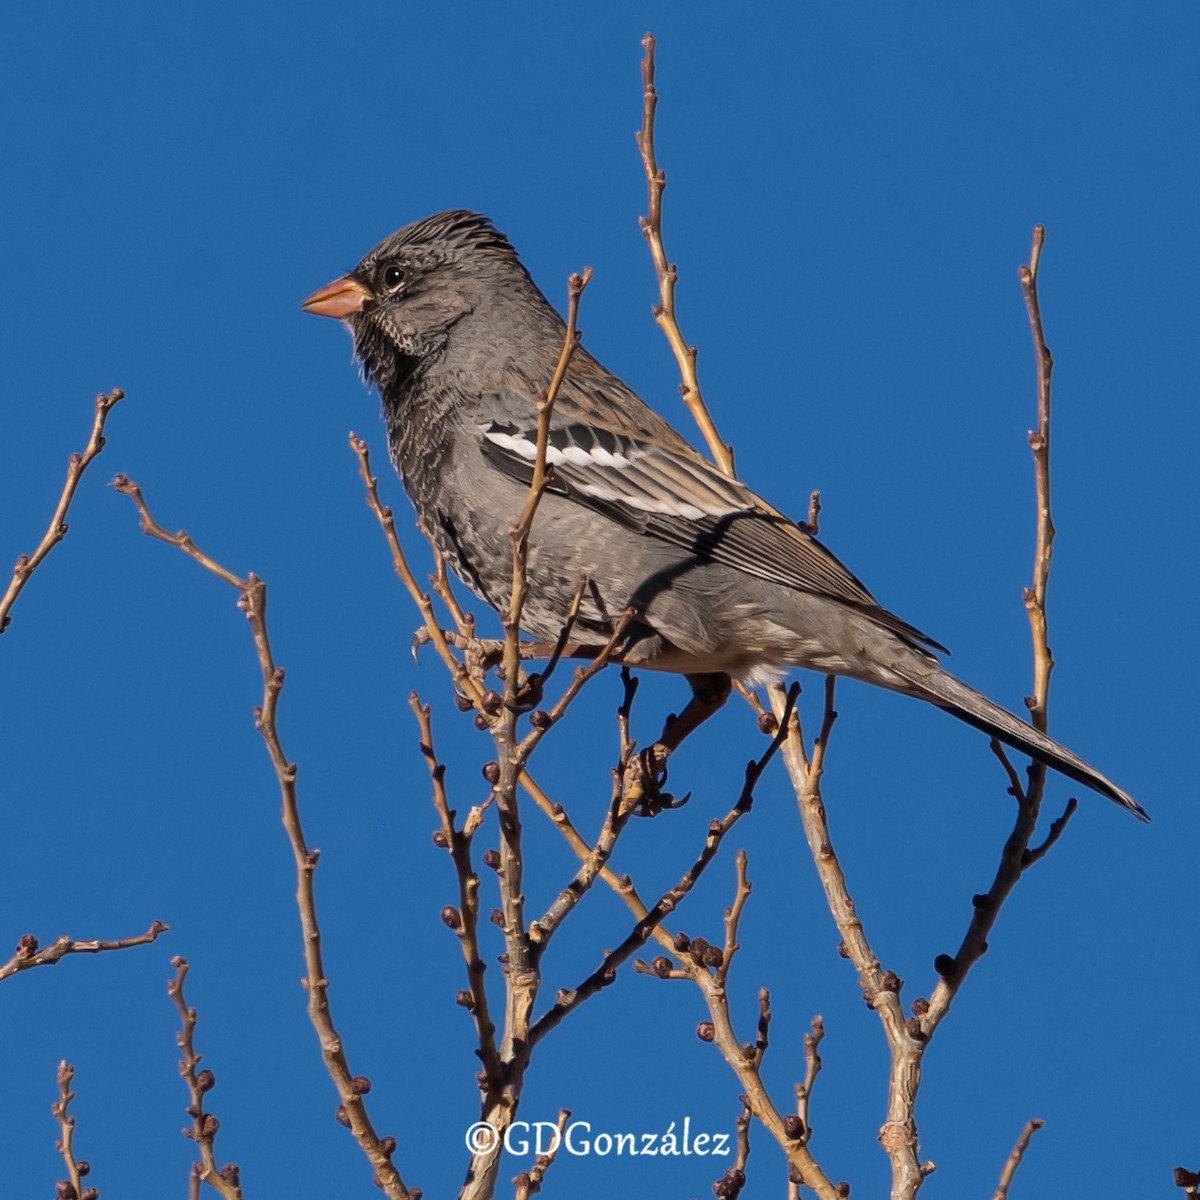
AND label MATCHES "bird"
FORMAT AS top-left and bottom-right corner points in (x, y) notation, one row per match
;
(302, 209), (1145, 820)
